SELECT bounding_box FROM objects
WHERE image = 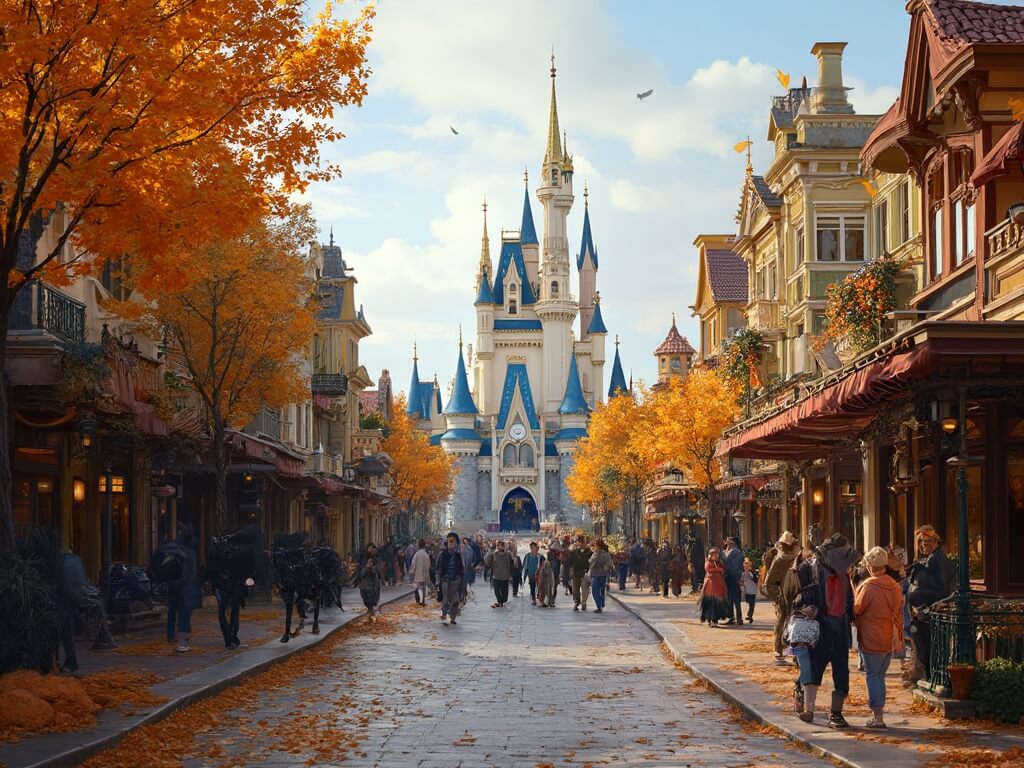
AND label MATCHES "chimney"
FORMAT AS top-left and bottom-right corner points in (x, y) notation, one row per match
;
(810, 42), (854, 115)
